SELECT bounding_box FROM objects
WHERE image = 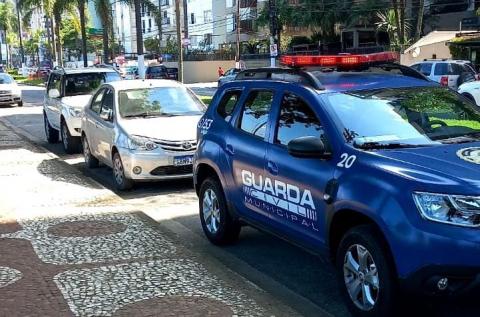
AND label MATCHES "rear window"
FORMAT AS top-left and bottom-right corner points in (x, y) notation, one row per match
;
(418, 63), (433, 76)
(434, 63), (449, 75)
(64, 72), (120, 96)
(148, 66), (167, 74)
